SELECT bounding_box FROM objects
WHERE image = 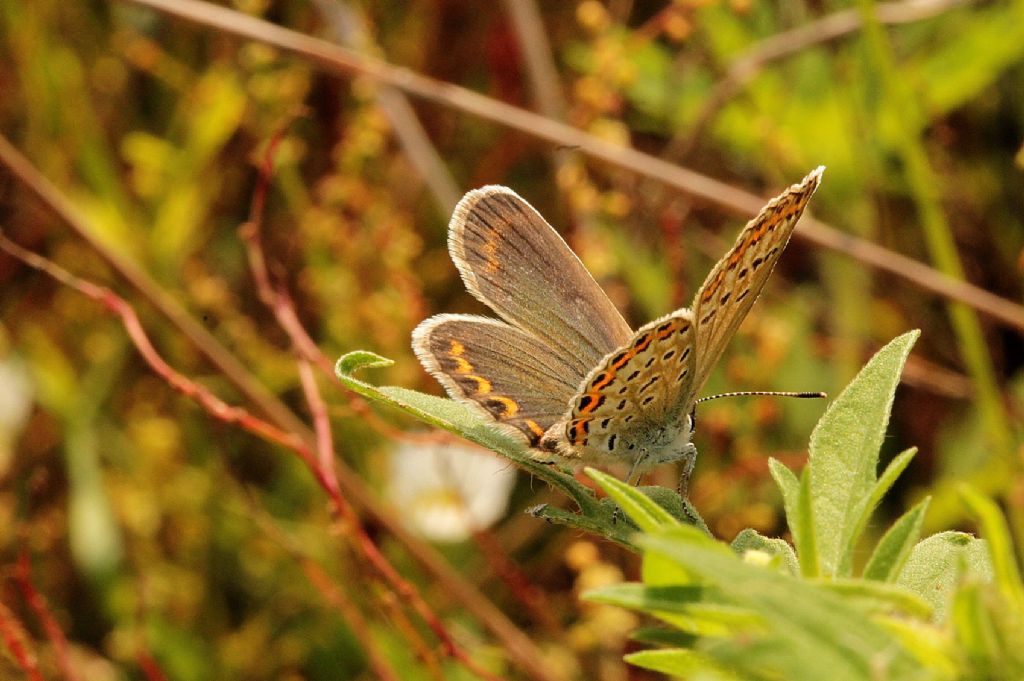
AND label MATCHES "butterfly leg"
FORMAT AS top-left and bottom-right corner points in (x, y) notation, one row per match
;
(625, 451), (650, 487)
(676, 443), (698, 498)
(611, 451), (651, 525)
